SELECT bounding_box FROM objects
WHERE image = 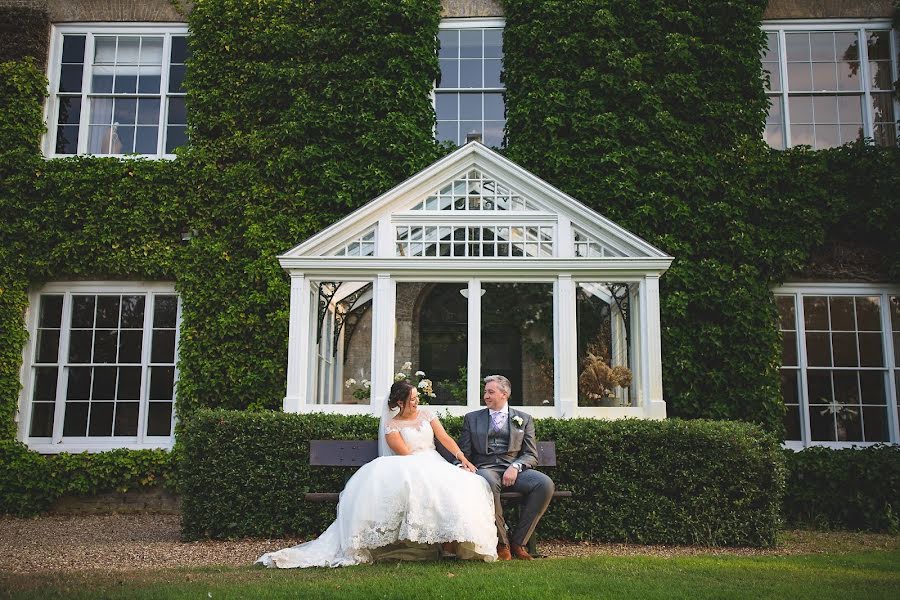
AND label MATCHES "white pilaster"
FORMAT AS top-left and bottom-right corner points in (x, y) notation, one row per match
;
(376, 217), (393, 257)
(556, 215), (574, 258)
(556, 274), (578, 417)
(284, 273), (310, 413)
(638, 275), (666, 419)
(466, 279), (481, 408)
(369, 274), (396, 416)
